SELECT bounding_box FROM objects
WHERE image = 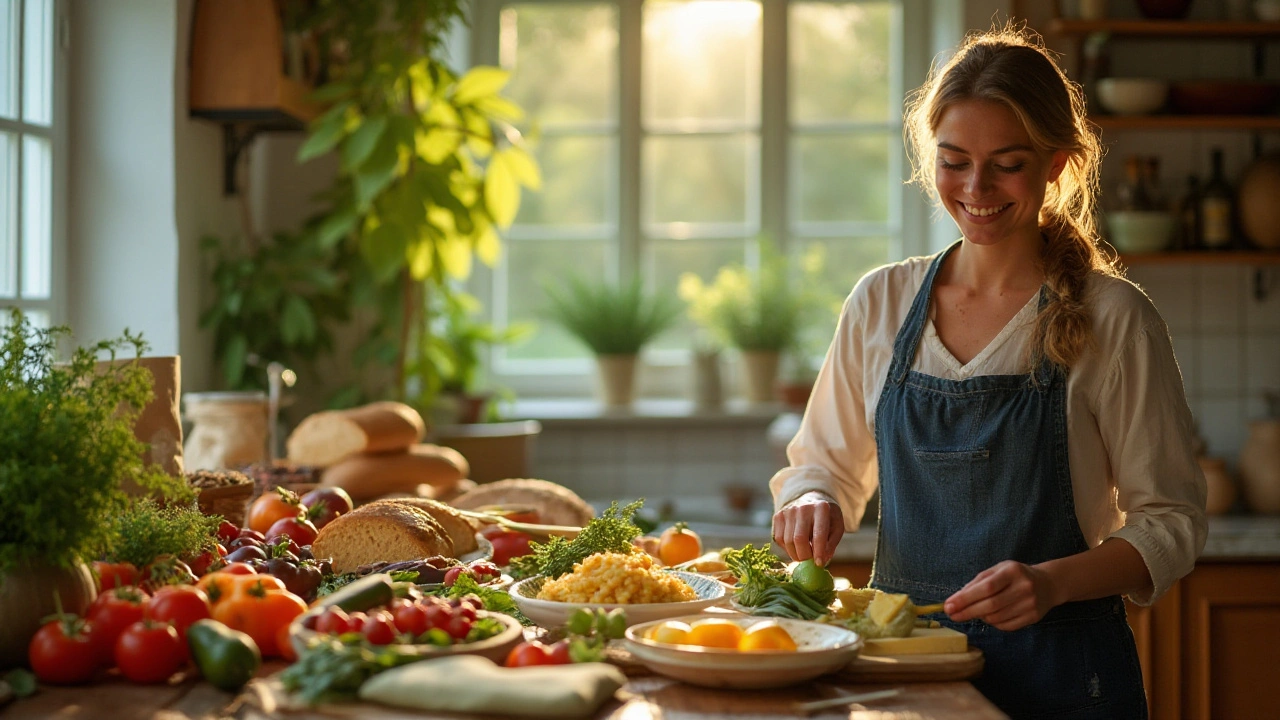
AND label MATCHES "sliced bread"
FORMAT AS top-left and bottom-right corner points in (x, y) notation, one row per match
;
(311, 501), (455, 574)
(449, 478), (596, 528)
(372, 498), (479, 556)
